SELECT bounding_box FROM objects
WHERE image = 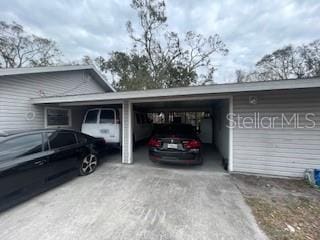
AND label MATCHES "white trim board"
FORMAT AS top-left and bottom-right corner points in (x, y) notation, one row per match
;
(32, 76), (320, 105)
(228, 96), (234, 172)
